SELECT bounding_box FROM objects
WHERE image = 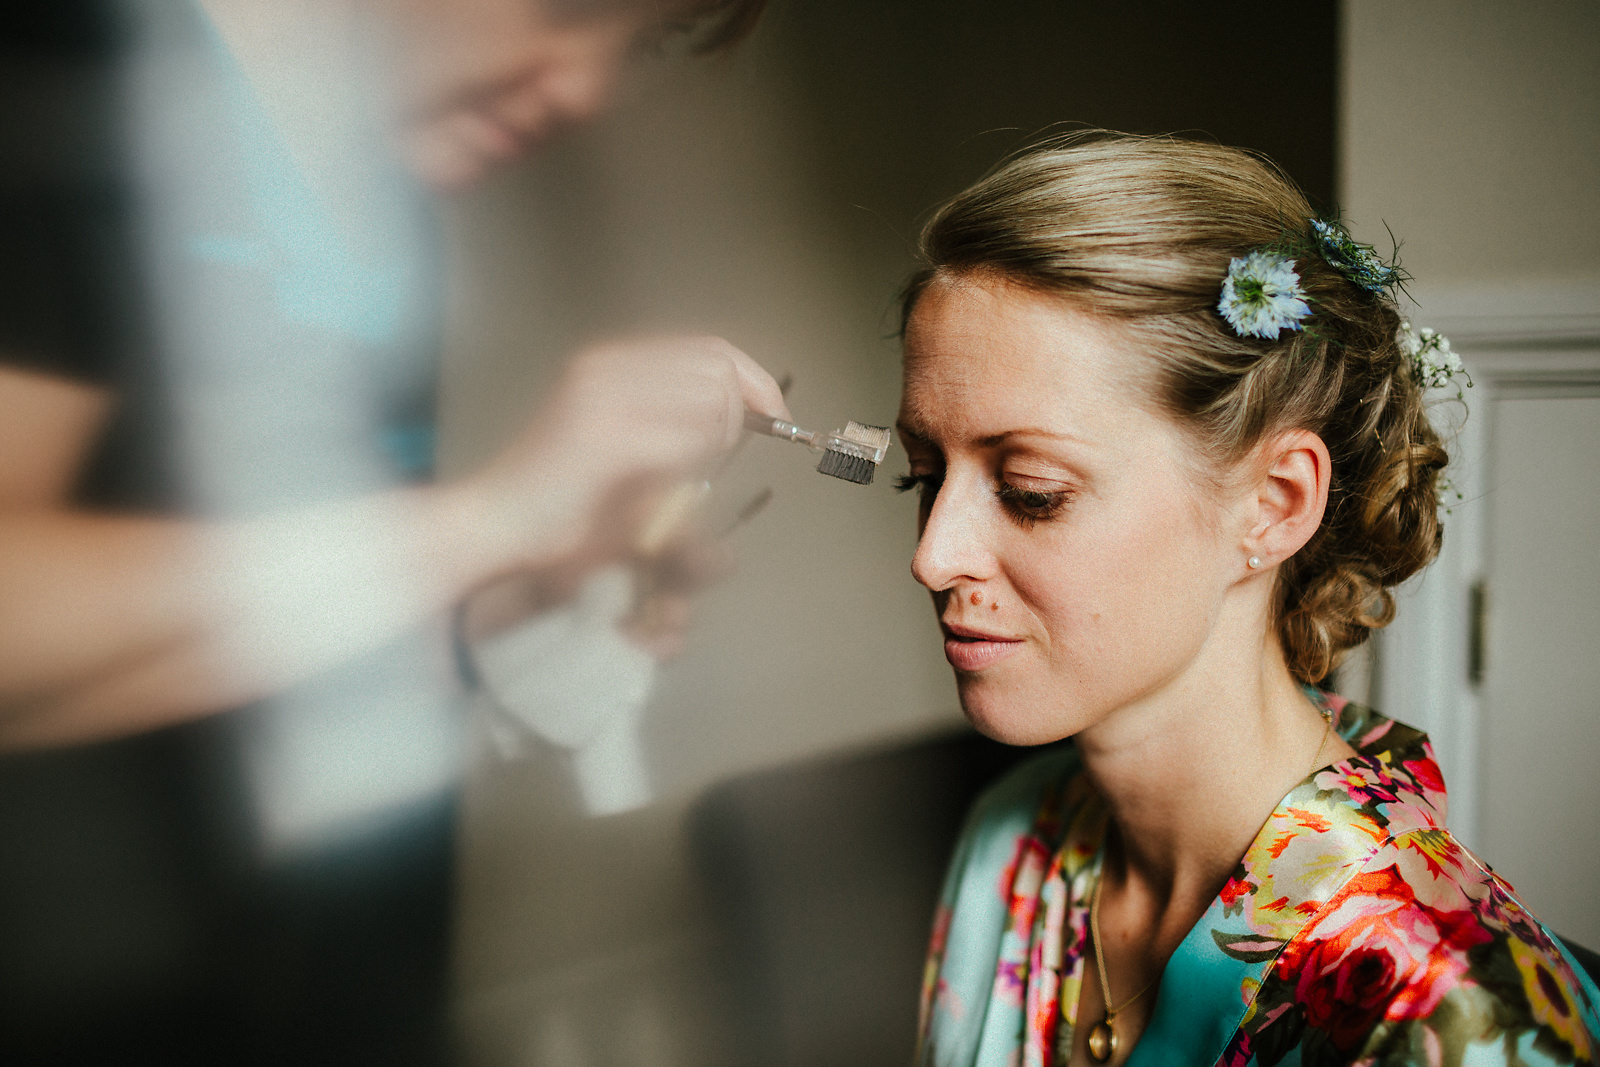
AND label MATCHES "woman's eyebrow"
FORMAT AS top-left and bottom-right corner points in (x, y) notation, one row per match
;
(894, 421), (932, 446)
(896, 423), (1088, 450)
(975, 427), (1085, 448)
